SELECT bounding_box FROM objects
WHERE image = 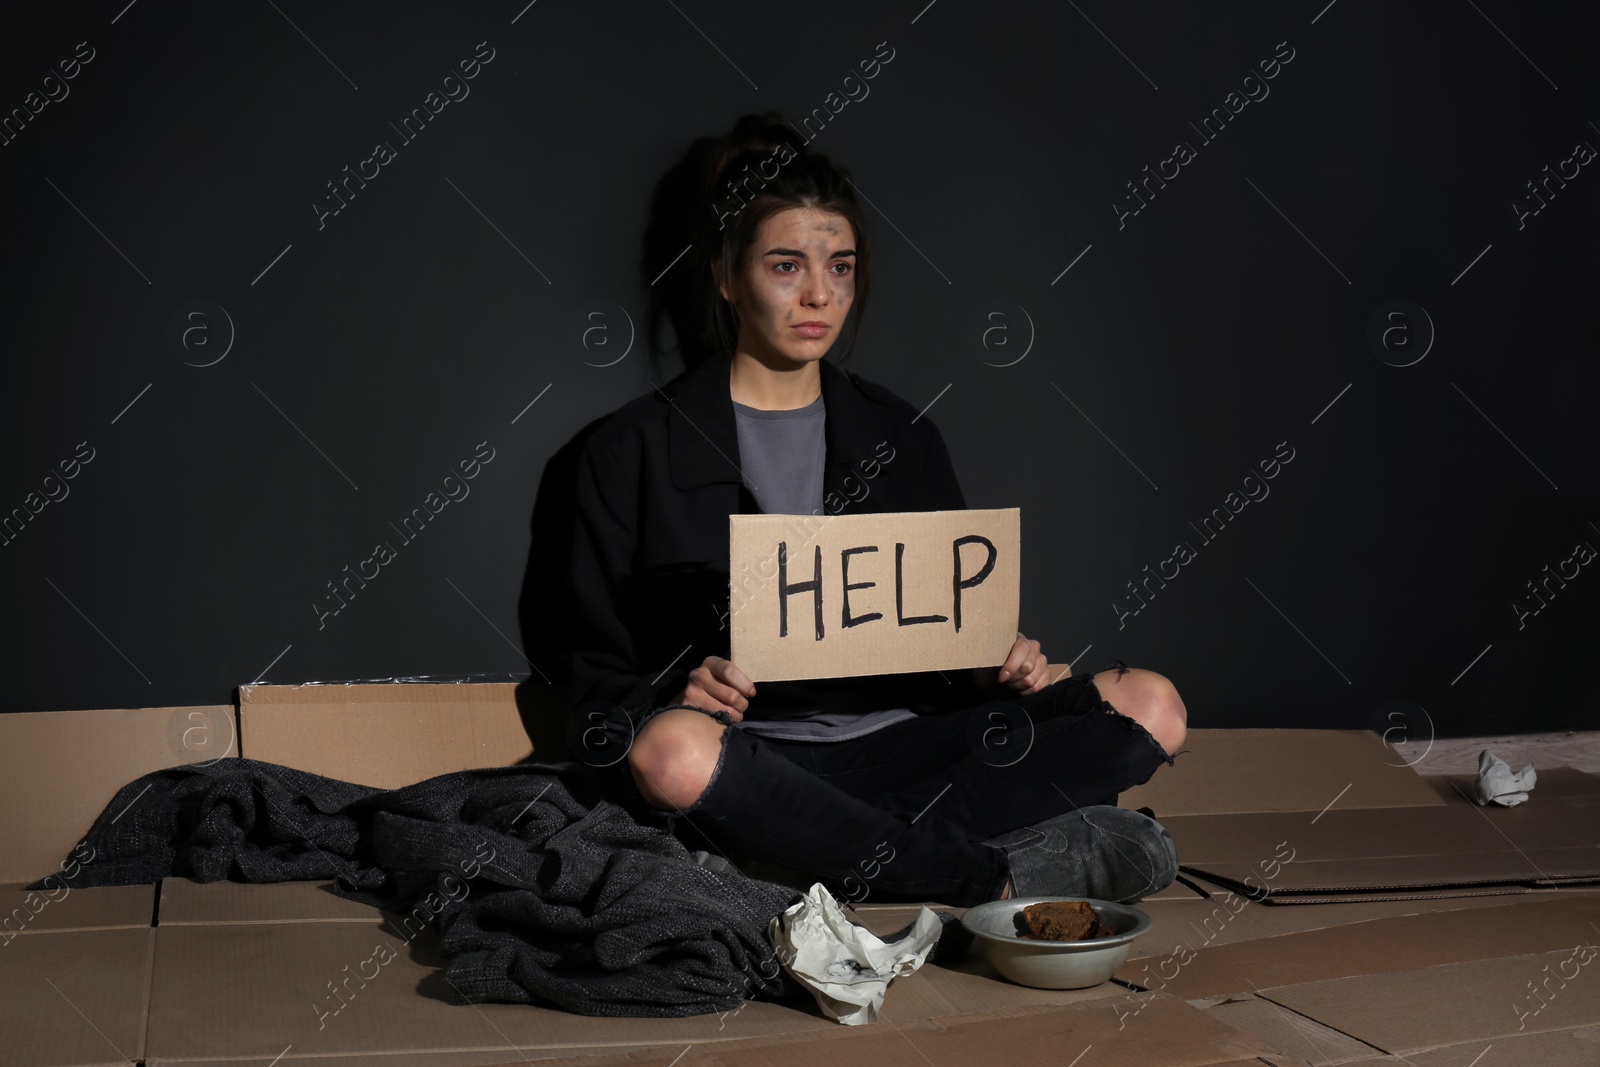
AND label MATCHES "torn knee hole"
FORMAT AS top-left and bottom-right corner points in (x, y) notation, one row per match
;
(673, 723), (732, 817)
(1099, 699), (1177, 766)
